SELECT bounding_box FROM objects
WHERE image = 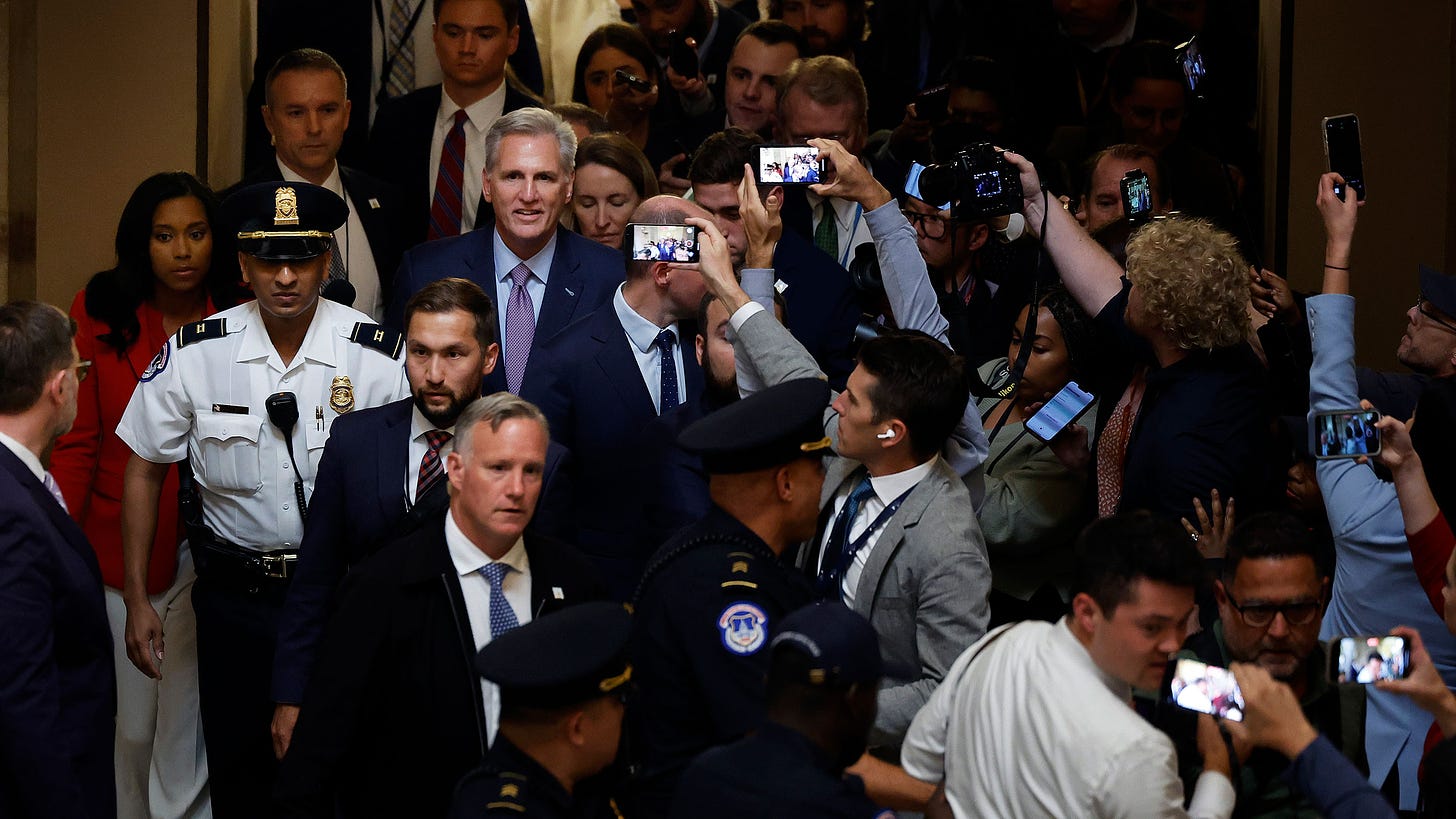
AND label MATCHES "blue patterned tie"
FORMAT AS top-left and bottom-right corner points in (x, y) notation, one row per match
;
(817, 476), (876, 598)
(479, 562), (520, 639)
(656, 329), (680, 414)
